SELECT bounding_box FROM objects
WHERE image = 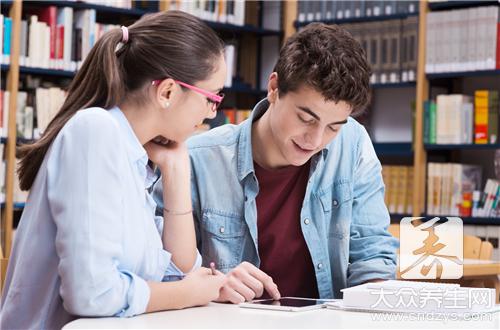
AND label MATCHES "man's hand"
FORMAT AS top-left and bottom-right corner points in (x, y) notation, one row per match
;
(216, 262), (281, 304)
